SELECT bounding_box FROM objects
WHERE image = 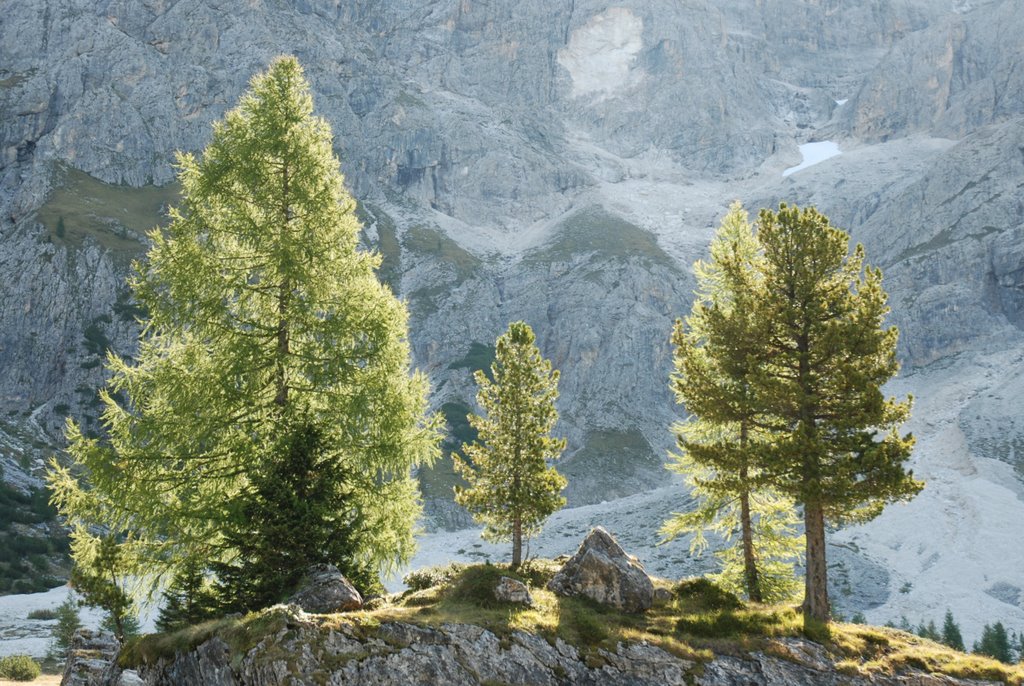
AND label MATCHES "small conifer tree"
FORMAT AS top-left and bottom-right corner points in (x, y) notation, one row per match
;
(941, 609), (965, 651)
(70, 536), (134, 642)
(155, 559), (217, 632)
(916, 619), (940, 642)
(48, 592), (81, 662)
(975, 622), (1013, 663)
(213, 420), (375, 612)
(454, 321), (567, 568)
